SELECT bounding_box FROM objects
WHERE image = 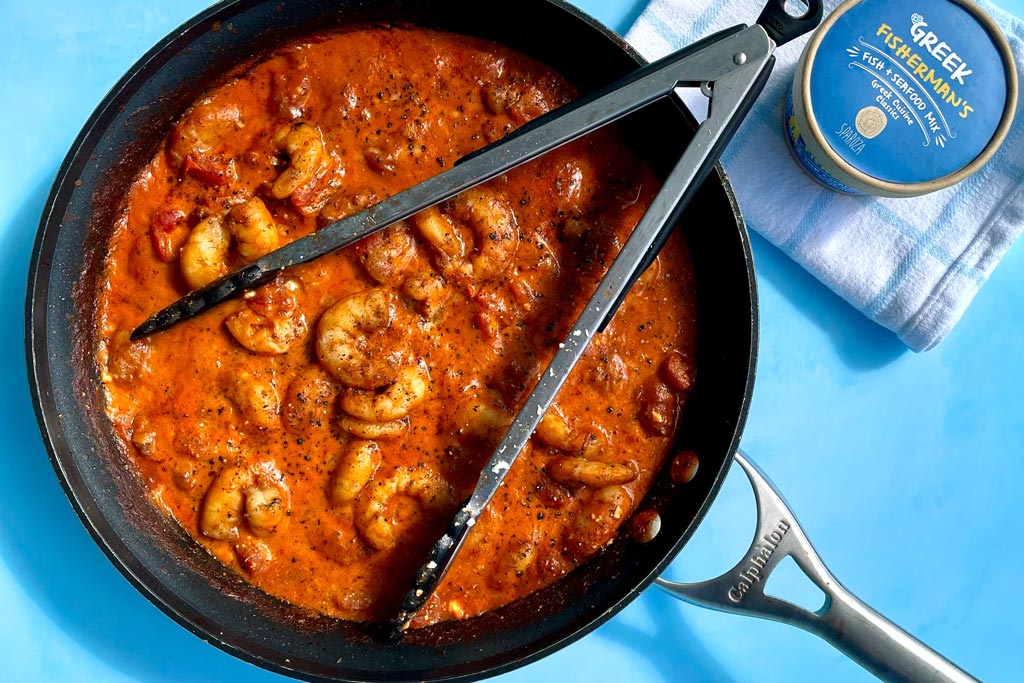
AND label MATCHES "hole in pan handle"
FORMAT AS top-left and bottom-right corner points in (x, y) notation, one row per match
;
(657, 451), (979, 683)
(757, 0), (824, 46)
